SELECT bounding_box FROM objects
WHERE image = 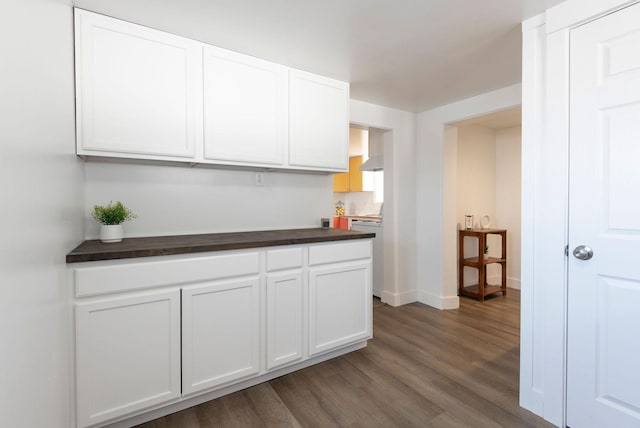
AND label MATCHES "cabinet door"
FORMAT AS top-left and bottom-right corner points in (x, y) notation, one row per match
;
(308, 261), (372, 356)
(74, 9), (202, 160)
(76, 289), (181, 428)
(266, 272), (304, 370)
(333, 170), (350, 192)
(203, 46), (287, 166)
(348, 156), (364, 191)
(182, 278), (260, 395)
(288, 69), (349, 171)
